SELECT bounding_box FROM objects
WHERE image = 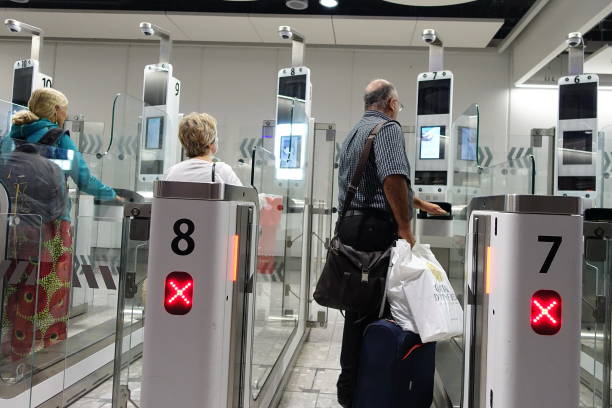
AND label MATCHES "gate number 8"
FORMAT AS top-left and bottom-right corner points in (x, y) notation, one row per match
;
(538, 236), (562, 274)
(172, 219), (195, 256)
